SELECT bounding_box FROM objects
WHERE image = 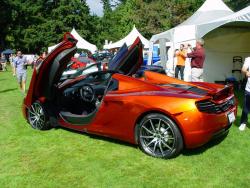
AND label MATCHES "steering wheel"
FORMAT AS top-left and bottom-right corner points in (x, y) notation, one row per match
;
(80, 84), (95, 103)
